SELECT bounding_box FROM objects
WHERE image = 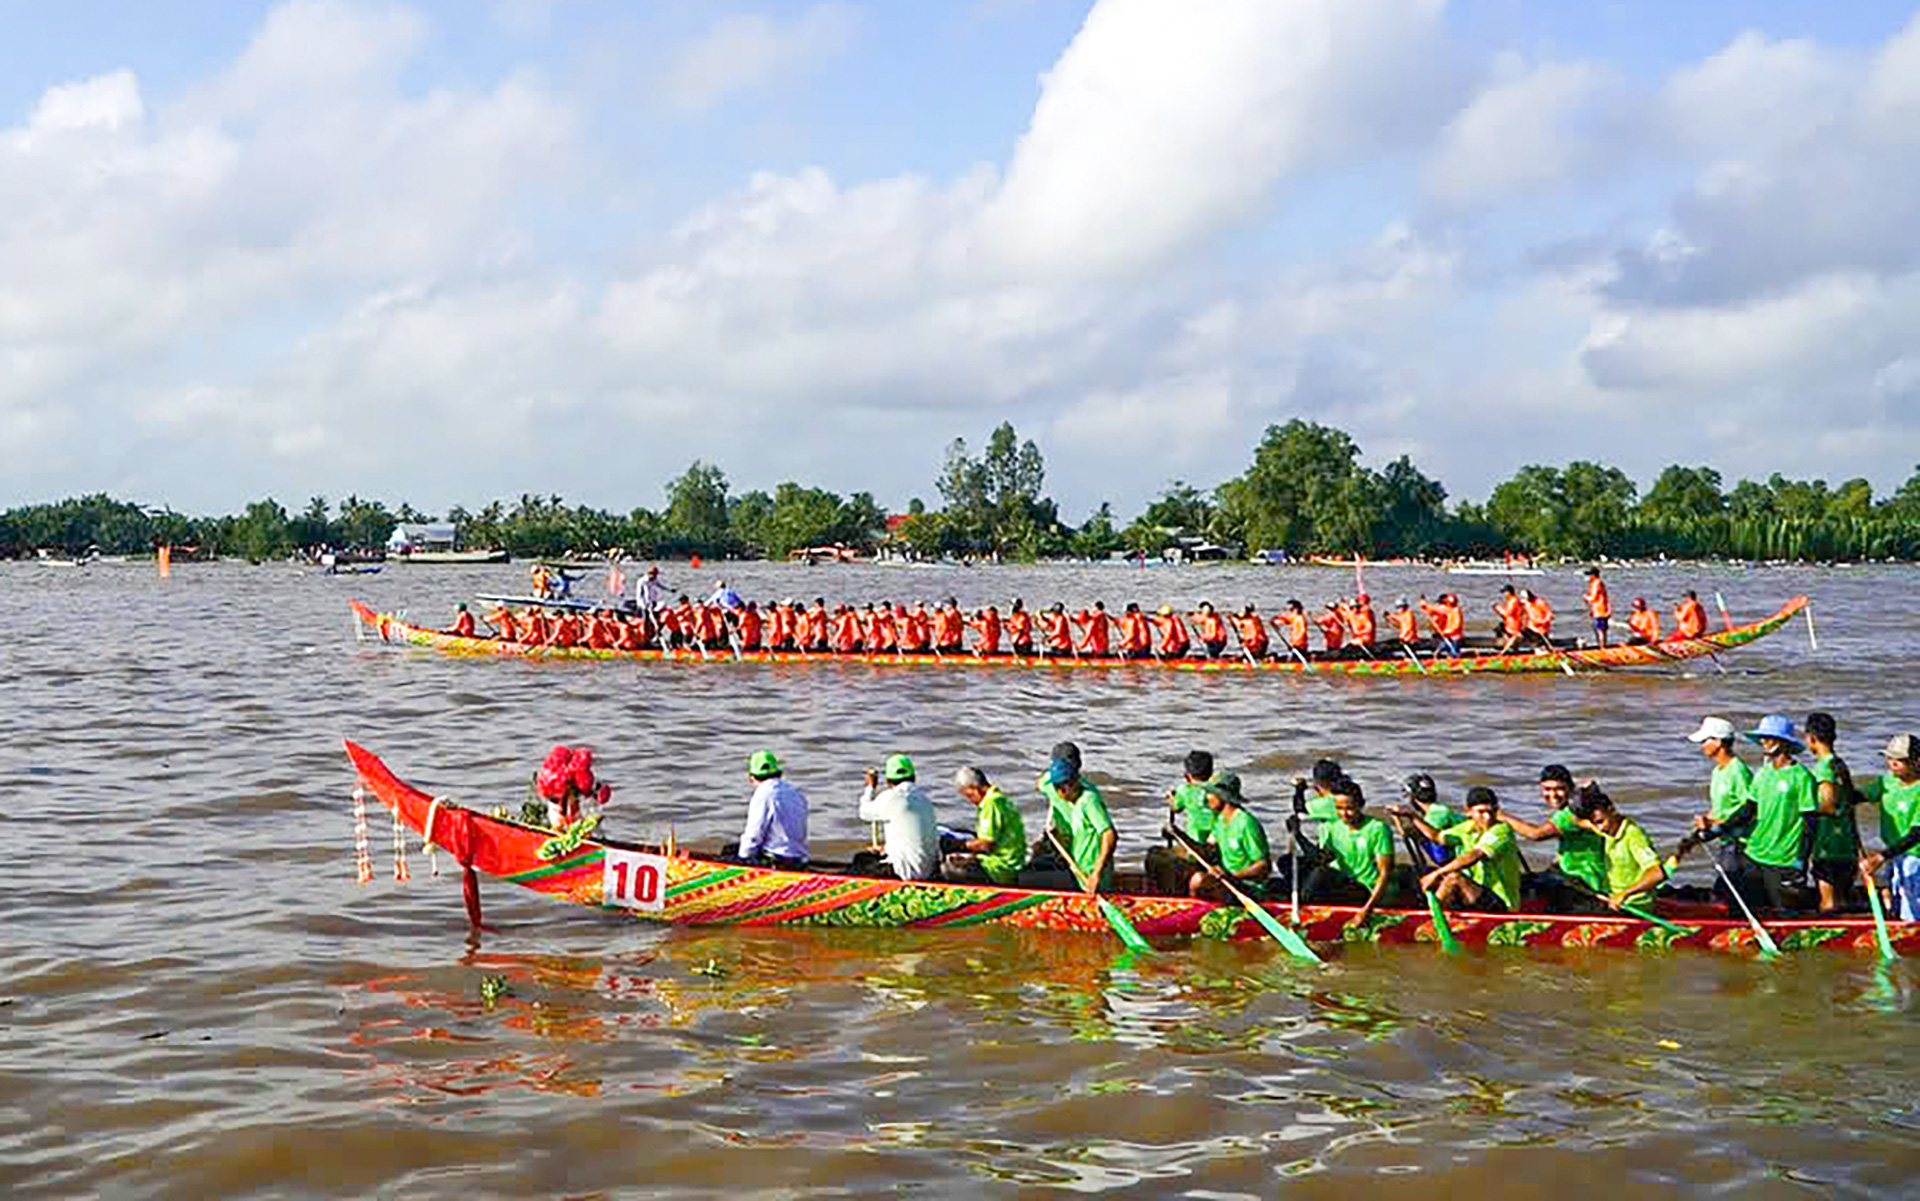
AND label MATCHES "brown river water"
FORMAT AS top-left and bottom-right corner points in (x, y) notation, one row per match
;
(4, 559), (1917, 1198)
